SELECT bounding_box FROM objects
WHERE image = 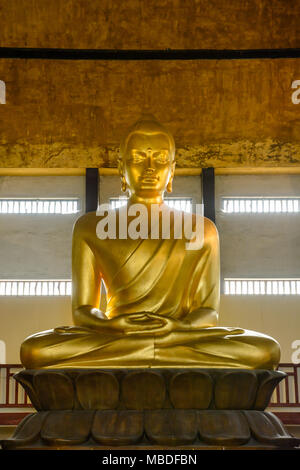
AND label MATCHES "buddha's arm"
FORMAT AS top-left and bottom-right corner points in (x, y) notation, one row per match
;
(185, 218), (220, 328)
(72, 220), (105, 329)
